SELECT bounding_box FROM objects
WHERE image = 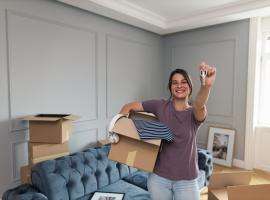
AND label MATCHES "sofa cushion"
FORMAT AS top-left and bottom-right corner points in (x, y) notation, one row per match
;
(123, 171), (149, 191)
(98, 180), (150, 200)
